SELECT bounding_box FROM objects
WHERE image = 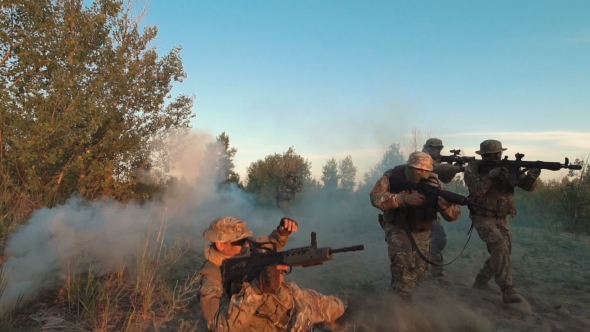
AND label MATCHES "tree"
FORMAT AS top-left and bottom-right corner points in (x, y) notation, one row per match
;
(201, 132), (241, 188)
(0, 0), (194, 235)
(404, 126), (424, 156)
(361, 143), (405, 190)
(321, 158), (338, 192)
(245, 147), (311, 206)
(338, 155), (357, 192)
